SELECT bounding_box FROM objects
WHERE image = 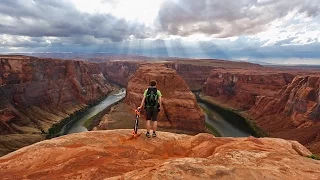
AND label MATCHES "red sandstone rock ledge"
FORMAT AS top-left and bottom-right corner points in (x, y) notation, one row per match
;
(0, 130), (319, 179)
